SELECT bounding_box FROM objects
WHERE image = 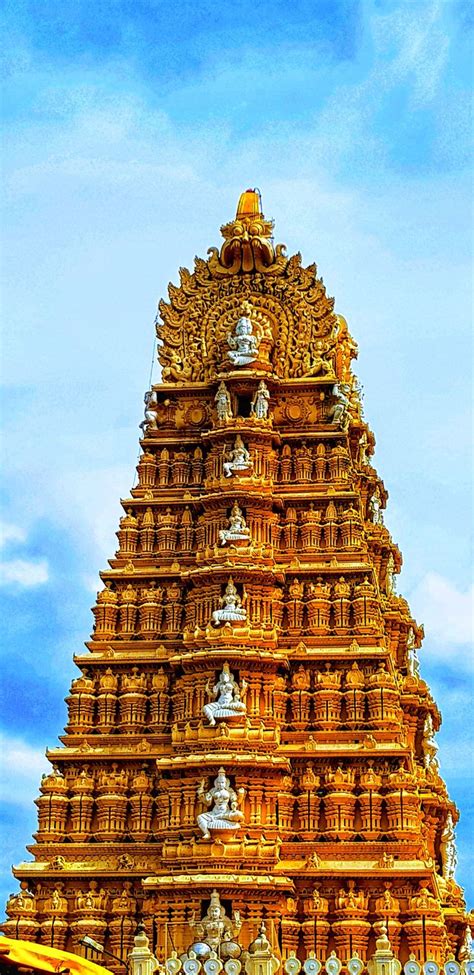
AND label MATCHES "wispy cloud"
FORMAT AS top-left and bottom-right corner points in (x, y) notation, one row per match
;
(0, 523), (26, 548)
(409, 572), (473, 664)
(0, 558), (49, 587)
(0, 734), (49, 808)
